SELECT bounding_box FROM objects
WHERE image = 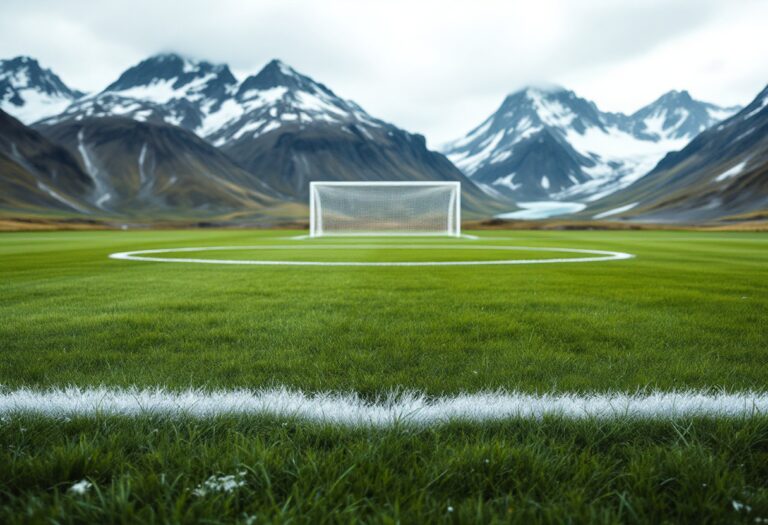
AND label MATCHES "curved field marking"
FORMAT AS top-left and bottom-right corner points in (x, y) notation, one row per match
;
(109, 244), (634, 267)
(1, 388), (765, 424)
(285, 233), (480, 240)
